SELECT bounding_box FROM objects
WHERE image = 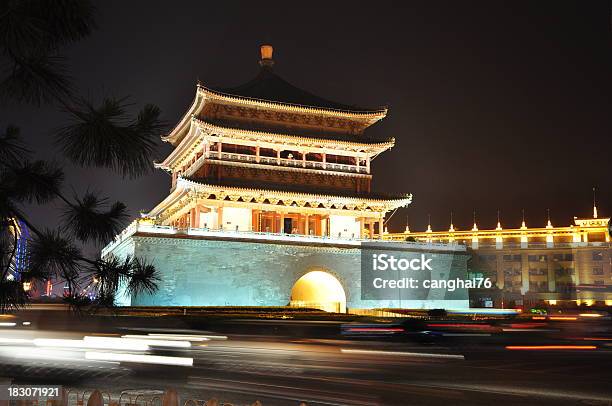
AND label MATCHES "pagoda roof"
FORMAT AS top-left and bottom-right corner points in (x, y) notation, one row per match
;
(185, 176), (408, 201)
(203, 118), (392, 144)
(162, 46), (388, 147)
(156, 118), (395, 172)
(207, 66), (387, 115)
(147, 177), (412, 219)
